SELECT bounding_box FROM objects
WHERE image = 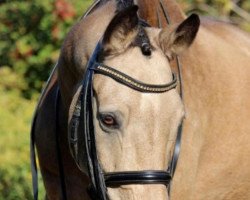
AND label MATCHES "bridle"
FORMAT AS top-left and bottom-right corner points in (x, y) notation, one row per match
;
(69, 1), (184, 198)
(69, 39), (182, 199)
(31, 0), (184, 200)
(71, 1), (184, 199)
